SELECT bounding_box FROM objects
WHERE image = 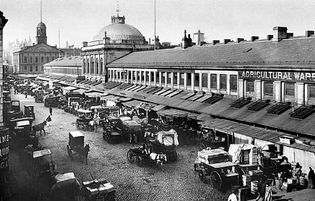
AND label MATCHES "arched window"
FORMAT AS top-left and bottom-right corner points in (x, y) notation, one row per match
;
(36, 66), (38, 71)
(41, 57), (44, 63)
(100, 58), (103, 75)
(24, 56), (27, 63)
(96, 58), (99, 74)
(47, 57), (49, 62)
(35, 57), (38, 63)
(30, 56), (33, 63)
